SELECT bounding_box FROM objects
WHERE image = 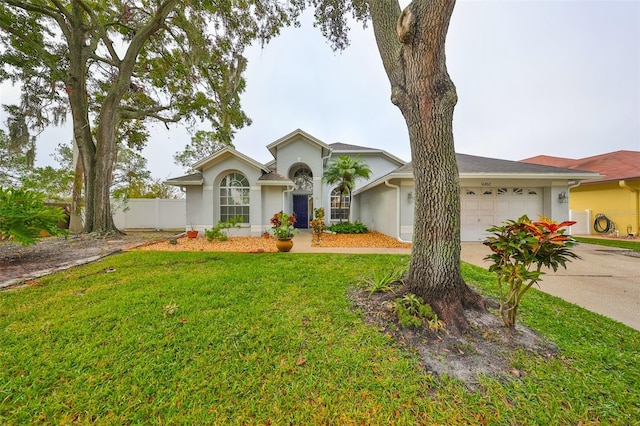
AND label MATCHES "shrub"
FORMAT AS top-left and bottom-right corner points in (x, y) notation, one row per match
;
(362, 265), (406, 296)
(329, 221), (368, 234)
(205, 216), (242, 242)
(484, 215), (579, 328)
(0, 187), (68, 246)
(392, 293), (442, 330)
